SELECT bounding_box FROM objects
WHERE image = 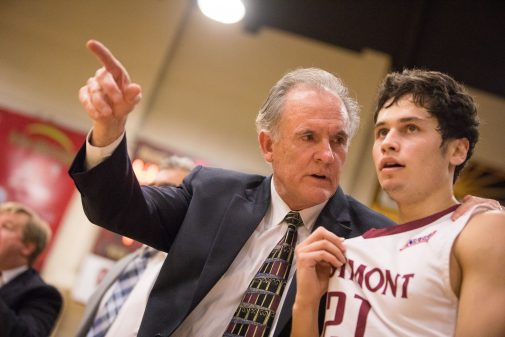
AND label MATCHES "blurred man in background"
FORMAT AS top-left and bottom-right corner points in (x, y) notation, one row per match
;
(0, 201), (63, 337)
